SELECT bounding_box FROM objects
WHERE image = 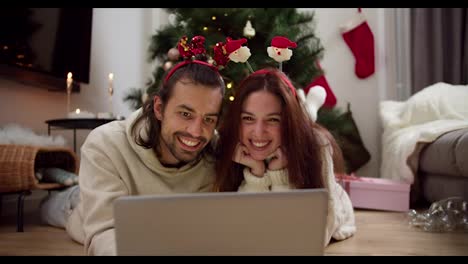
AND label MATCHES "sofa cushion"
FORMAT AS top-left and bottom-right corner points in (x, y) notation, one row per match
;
(419, 128), (468, 178)
(421, 173), (468, 202)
